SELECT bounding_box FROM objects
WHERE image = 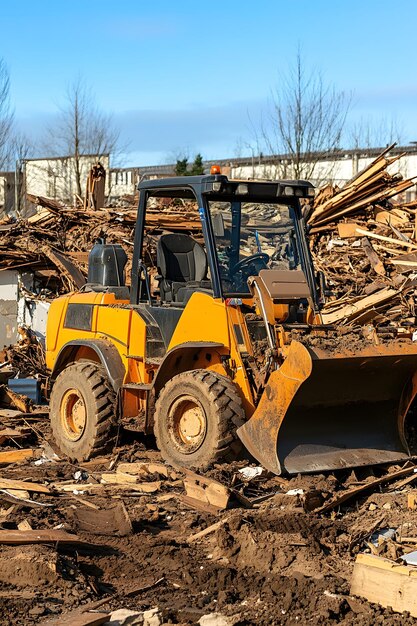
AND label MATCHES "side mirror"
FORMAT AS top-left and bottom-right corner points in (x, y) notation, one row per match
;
(212, 212), (225, 237)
